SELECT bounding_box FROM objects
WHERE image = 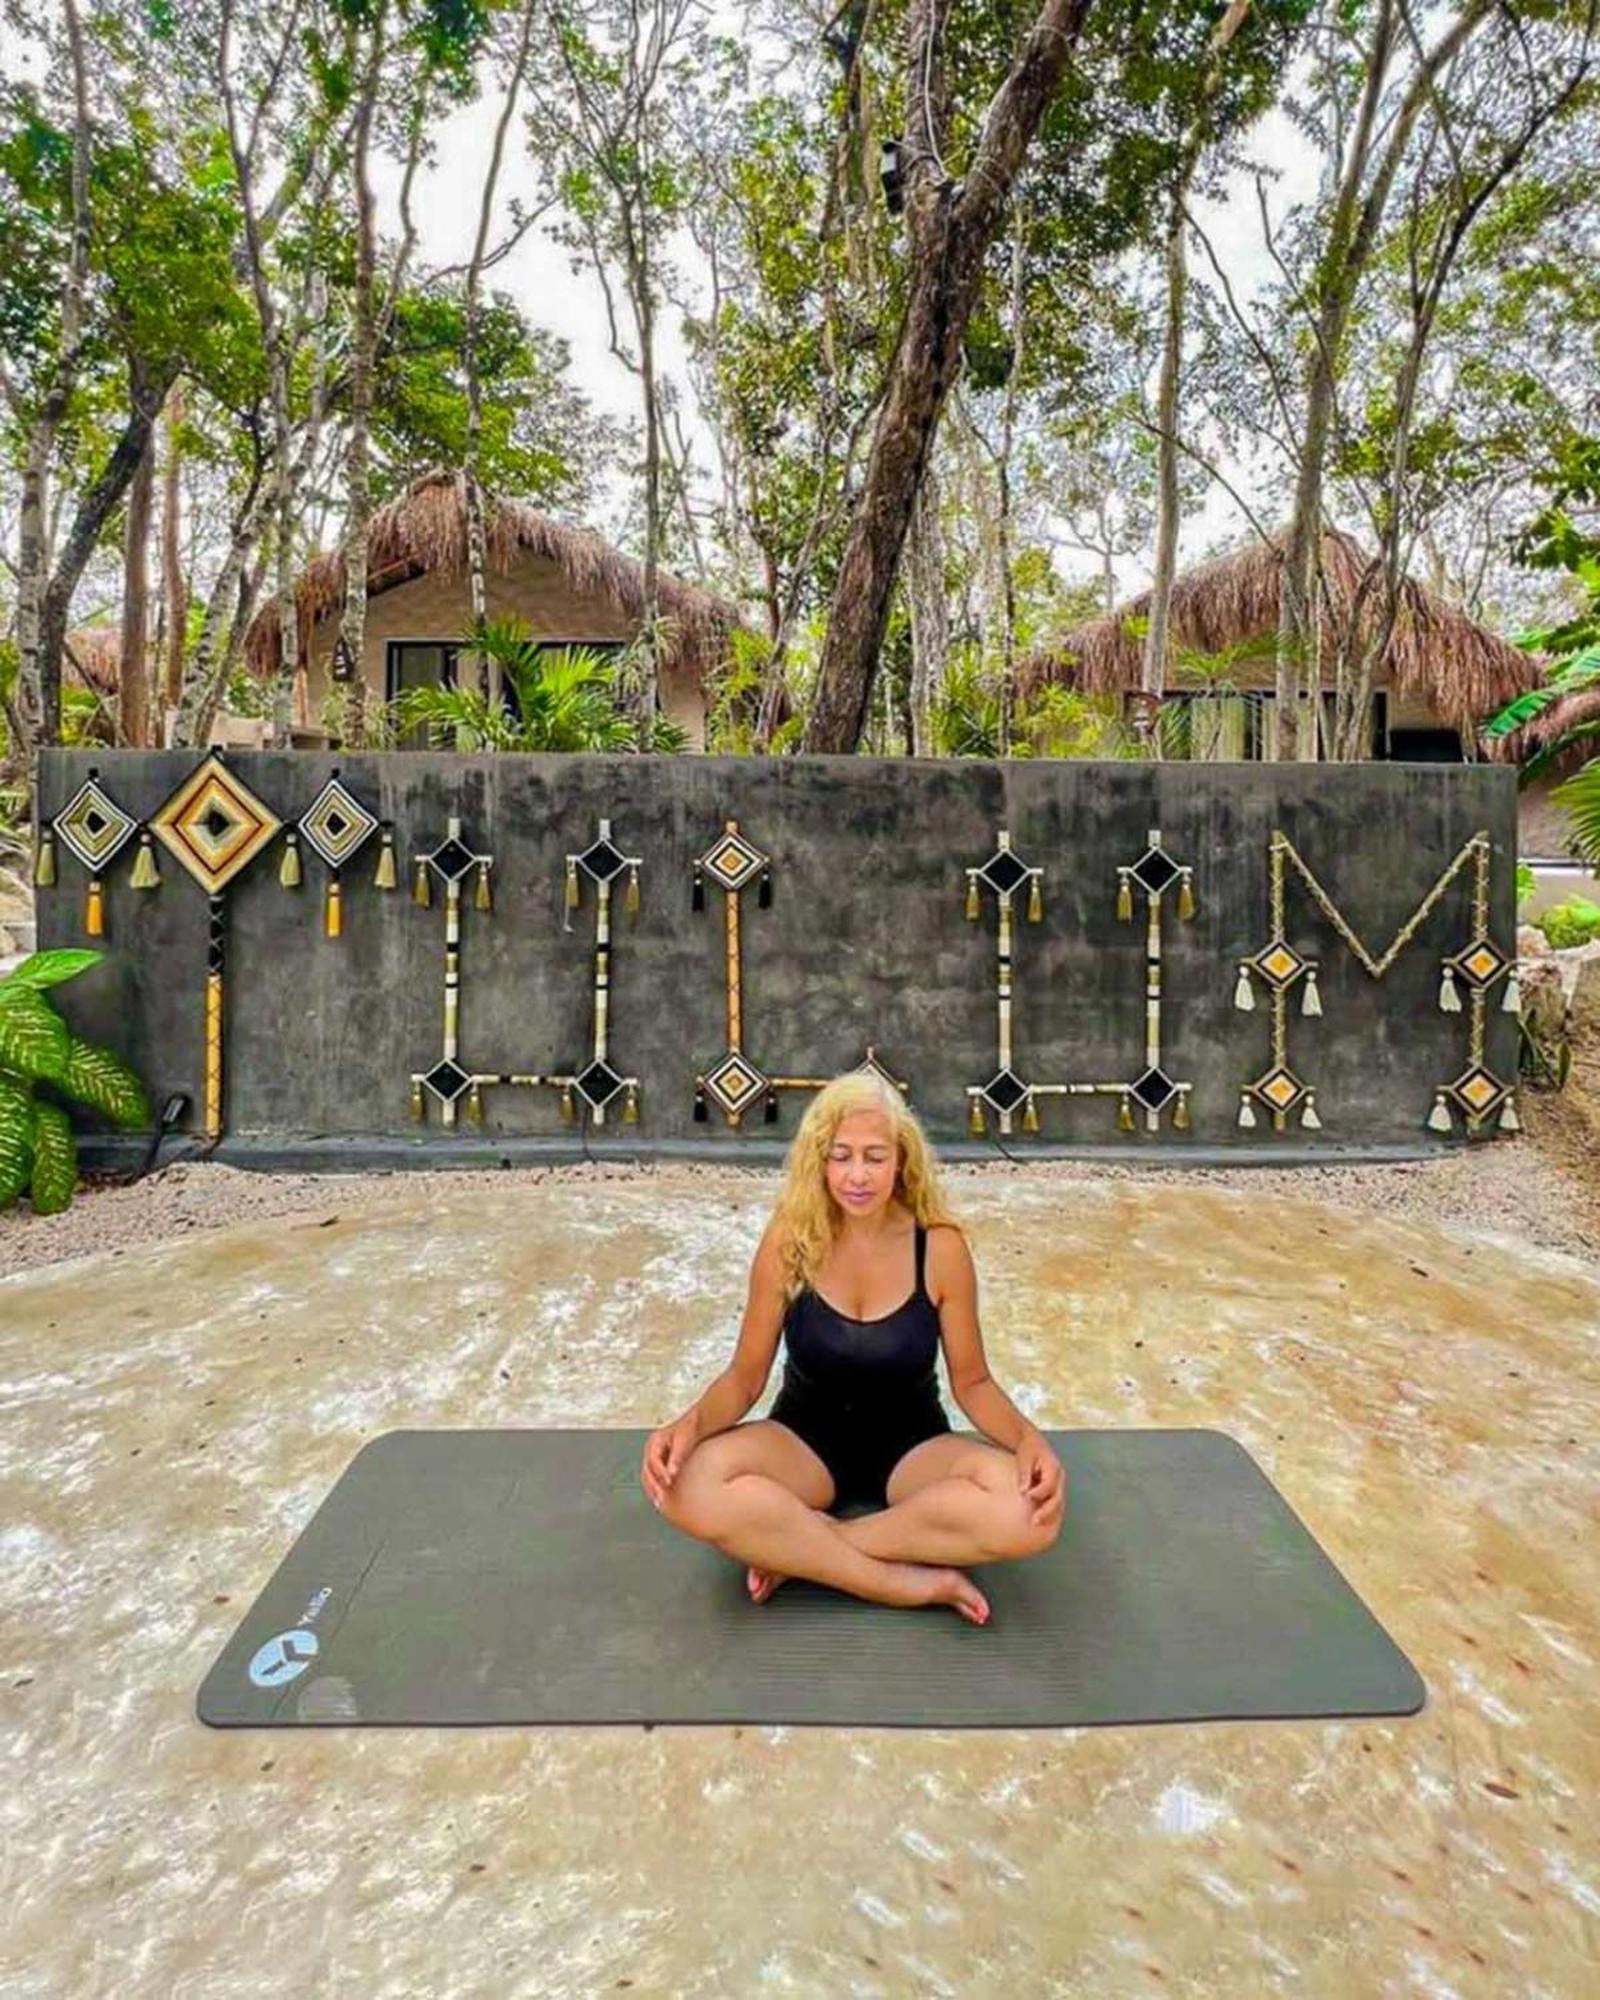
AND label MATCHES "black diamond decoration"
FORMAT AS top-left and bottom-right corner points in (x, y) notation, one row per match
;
(86, 810), (107, 836)
(982, 1068), (1028, 1113)
(1130, 1065), (1177, 1112)
(427, 837), (477, 881)
(423, 1059), (471, 1102)
(980, 849), (1030, 897)
(326, 812), (347, 838)
(1131, 846), (1181, 897)
(202, 806), (232, 839)
(578, 838), (627, 883)
(574, 1059), (624, 1109)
